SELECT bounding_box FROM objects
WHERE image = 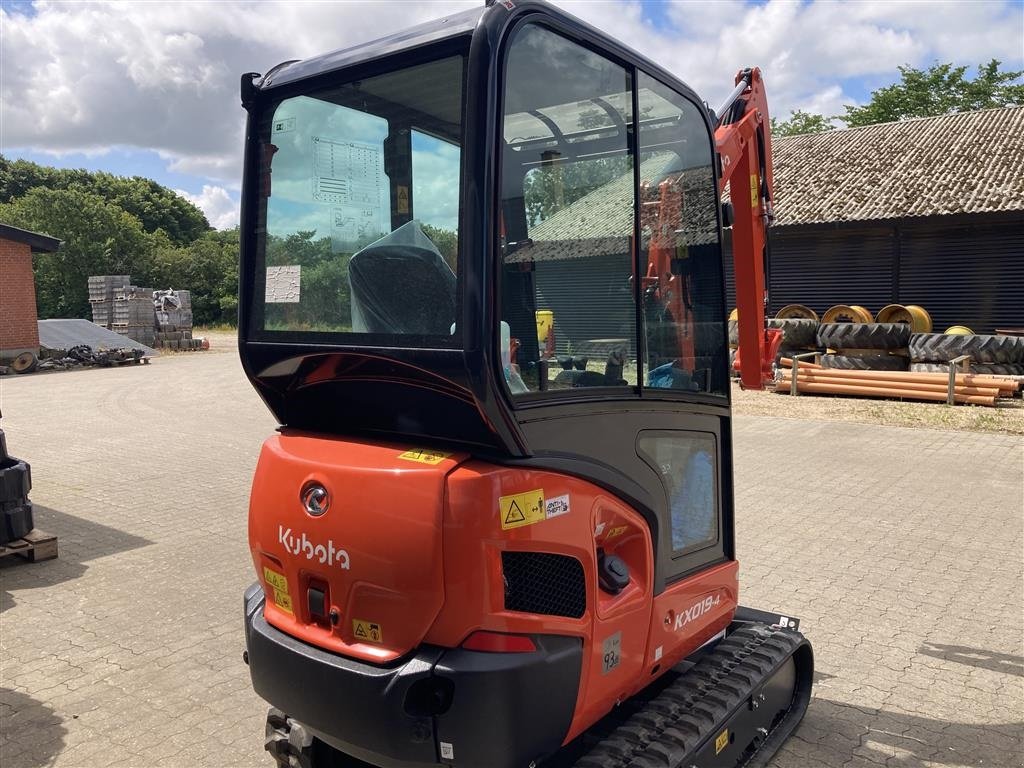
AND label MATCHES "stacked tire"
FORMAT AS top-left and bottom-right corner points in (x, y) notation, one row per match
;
(728, 317), (820, 369)
(908, 333), (1024, 376)
(0, 429), (34, 546)
(816, 323), (911, 371)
